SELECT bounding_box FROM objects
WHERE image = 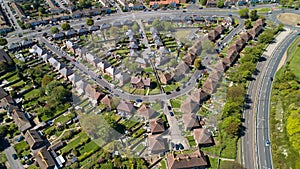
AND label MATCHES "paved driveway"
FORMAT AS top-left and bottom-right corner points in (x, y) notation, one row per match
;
(4, 146), (24, 169)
